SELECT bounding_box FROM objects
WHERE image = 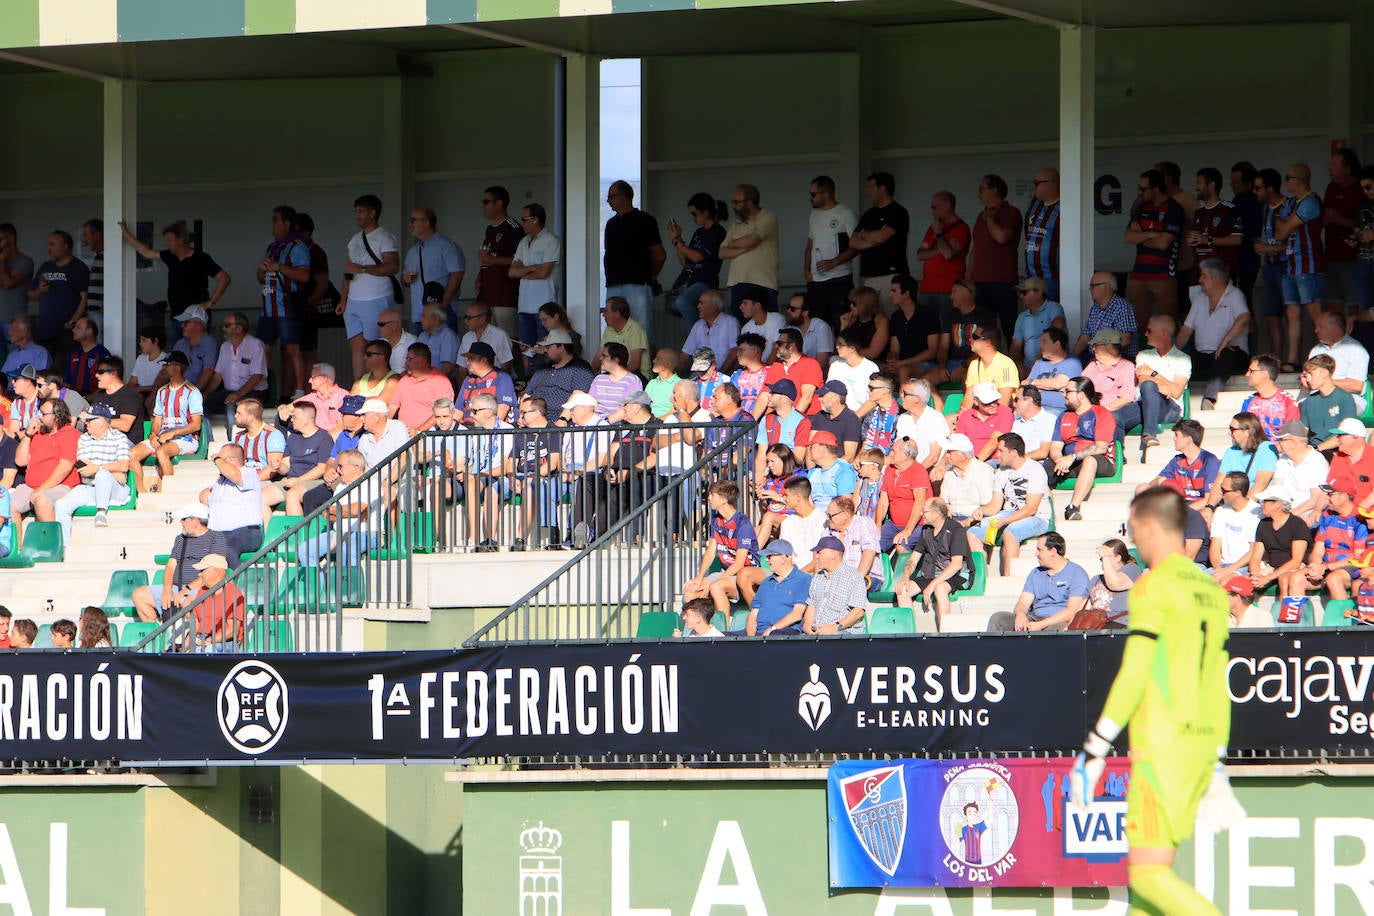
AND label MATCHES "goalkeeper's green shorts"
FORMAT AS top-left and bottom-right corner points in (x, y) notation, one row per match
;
(1126, 757), (1212, 849)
